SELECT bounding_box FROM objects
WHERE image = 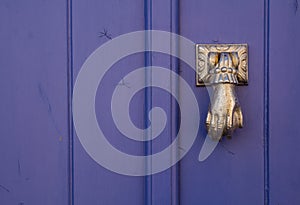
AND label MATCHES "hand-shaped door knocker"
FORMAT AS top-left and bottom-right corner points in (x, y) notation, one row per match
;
(196, 44), (248, 141)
